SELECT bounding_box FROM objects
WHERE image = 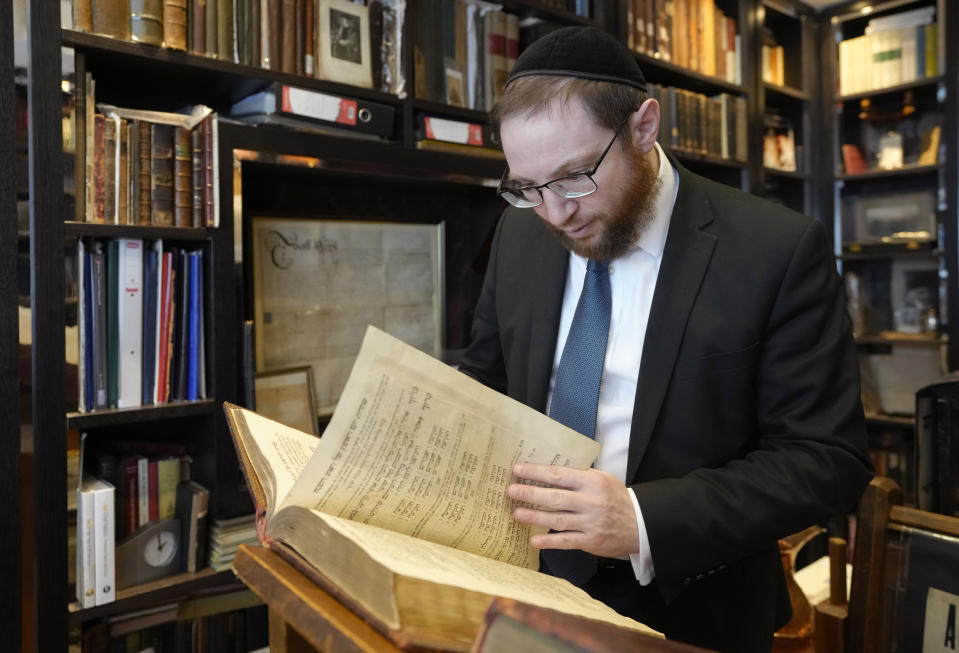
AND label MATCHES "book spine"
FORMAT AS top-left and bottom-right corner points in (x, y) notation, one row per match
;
(294, 0), (304, 75)
(106, 239), (119, 408)
(138, 456), (150, 527)
(218, 0), (235, 62)
(148, 459), (160, 521)
(202, 118), (215, 227)
(150, 123), (175, 226)
(129, 0), (164, 46)
(191, 0), (207, 55)
(92, 244), (108, 408)
(92, 114), (106, 223)
(93, 482), (116, 606)
(173, 127), (192, 227)
(138, 121), (152, 225)
(157, 457), (181, 519)
(116, 238), (144, 408)
(191, 128), (203, 227)
(268, 0), (281, 71)
(304, 0), (314, 75)
(91, 0), (130, 41)
(156, 251), (173, 404)
(74, 0), (93, 32)
(141, 244), (158, 405)
(206, 0), (219, 58)
(76, 481), (97, 607)
(187, 251), (201, 400)
(163, 0), (189, 50)
(103, 117), (117, 224)
(119, 121), (132, 224)
(120, 457), (138, 536)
